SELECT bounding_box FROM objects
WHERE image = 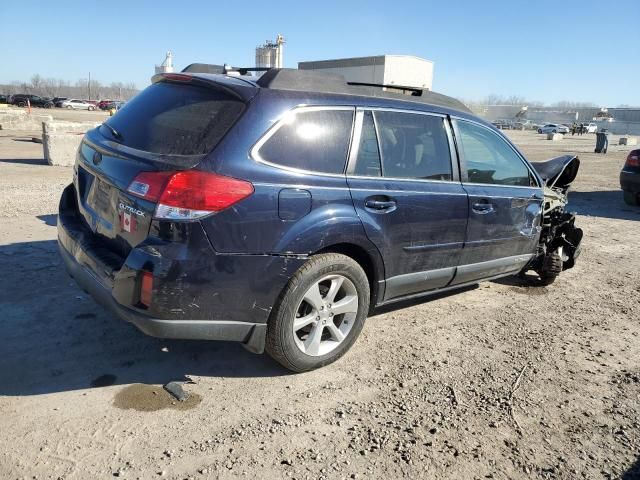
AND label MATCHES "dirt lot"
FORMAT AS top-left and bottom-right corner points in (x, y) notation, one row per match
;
(0, 122), (638, 480)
